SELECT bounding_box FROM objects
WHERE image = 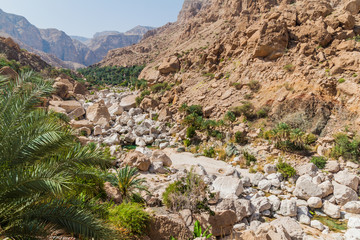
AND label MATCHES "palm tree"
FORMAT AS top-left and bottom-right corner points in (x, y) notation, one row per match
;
(113, 165), (148, 202)
(0, 72), (113, 239)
